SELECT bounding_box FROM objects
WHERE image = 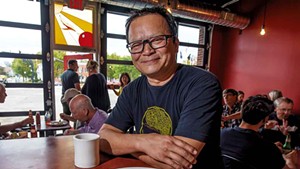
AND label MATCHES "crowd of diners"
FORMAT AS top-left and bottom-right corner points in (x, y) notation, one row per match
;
(221, 88), (299, 169)
(1, 5), (299, 169)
